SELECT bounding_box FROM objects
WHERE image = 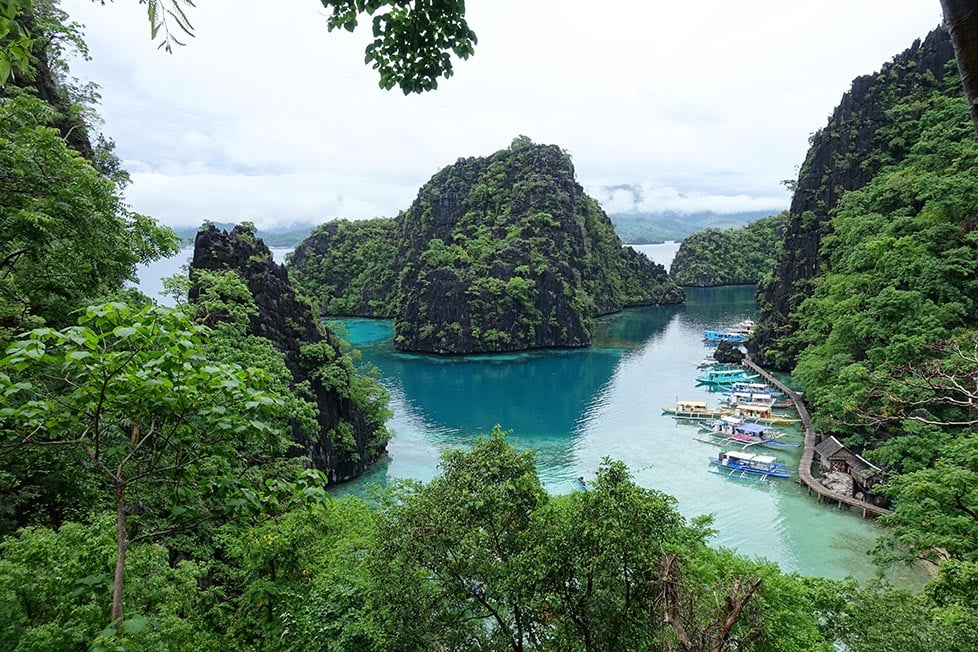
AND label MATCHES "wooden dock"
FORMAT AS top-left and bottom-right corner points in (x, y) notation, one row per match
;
(742, 359), (891, 518)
